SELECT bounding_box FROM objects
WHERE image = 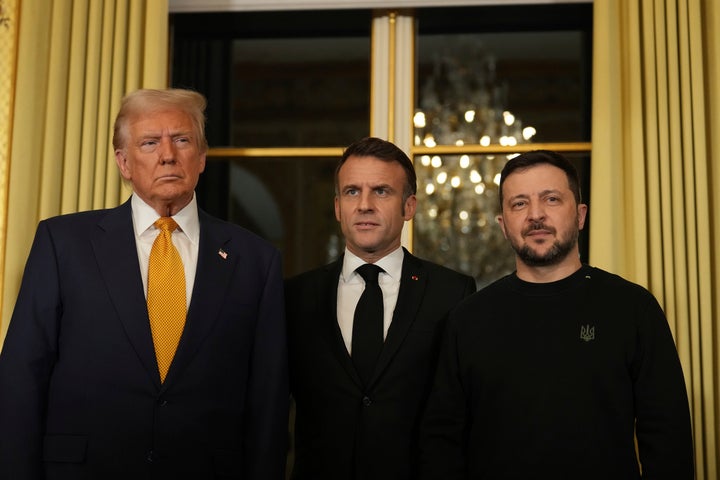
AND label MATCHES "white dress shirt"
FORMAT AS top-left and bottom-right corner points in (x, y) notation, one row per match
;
(337, 247), (404, 355)
(131, 193), (200, 308)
